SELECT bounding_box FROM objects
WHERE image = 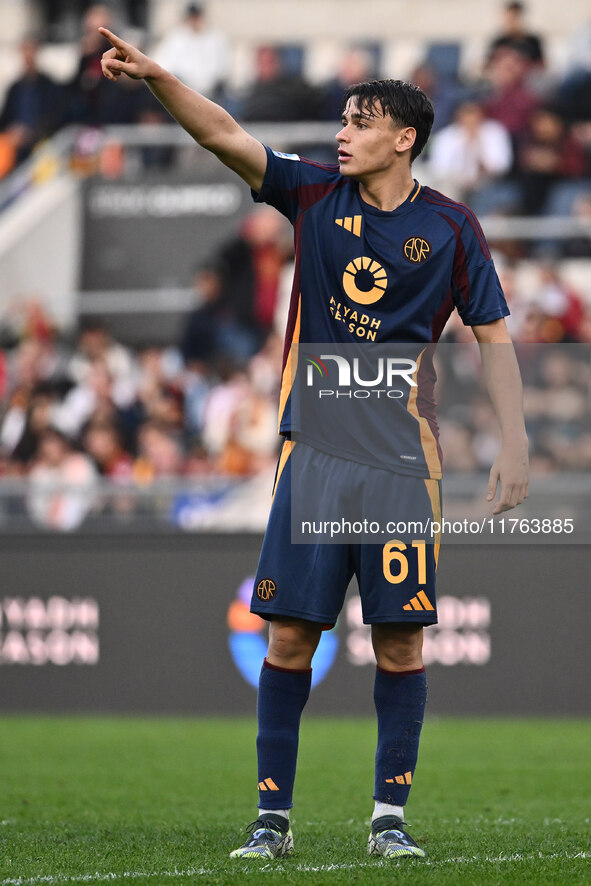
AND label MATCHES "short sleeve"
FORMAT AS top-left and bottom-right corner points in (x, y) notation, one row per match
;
(451, 213), (509, 326)
(252, 145), (342, 225)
